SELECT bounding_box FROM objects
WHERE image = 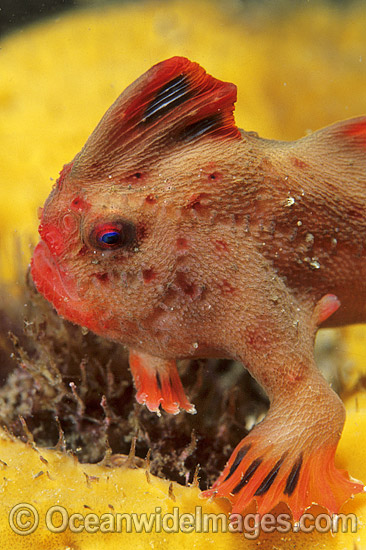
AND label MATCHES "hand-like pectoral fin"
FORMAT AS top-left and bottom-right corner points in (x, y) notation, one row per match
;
(129, 349), (196, 415)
